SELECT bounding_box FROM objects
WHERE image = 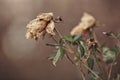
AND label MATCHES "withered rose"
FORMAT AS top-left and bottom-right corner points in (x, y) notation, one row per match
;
(70, 13), (96, 35)
(26, 12), (55, 40)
